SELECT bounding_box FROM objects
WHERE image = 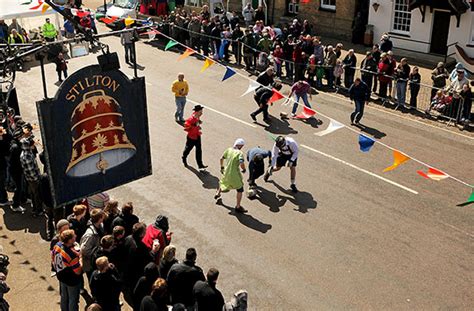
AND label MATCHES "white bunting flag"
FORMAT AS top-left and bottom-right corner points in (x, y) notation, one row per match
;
(240, 80), (261, 97)
(315, 119), (345, 136)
